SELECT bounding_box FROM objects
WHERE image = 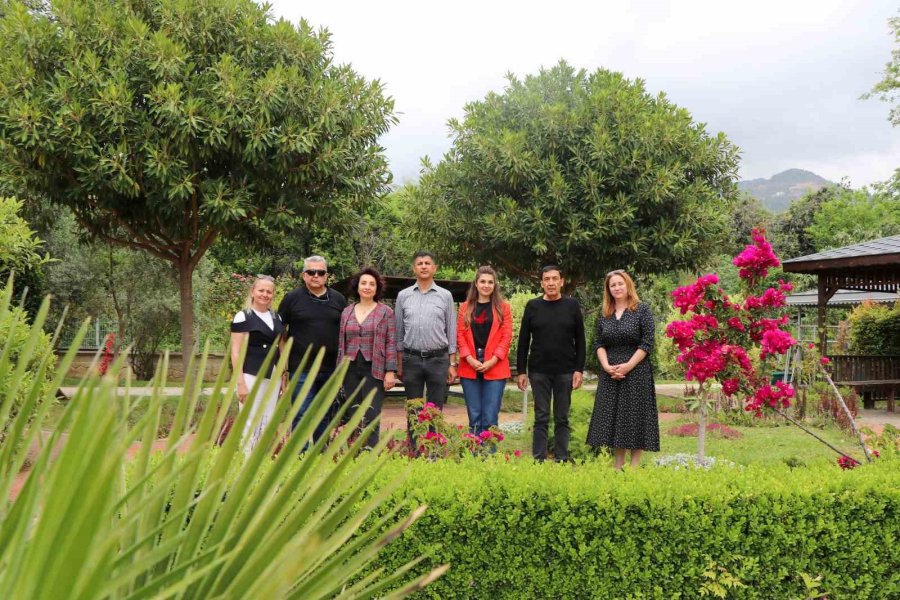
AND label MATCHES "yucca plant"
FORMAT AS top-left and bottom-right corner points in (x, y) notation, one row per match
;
(0, 284), (445, 598)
